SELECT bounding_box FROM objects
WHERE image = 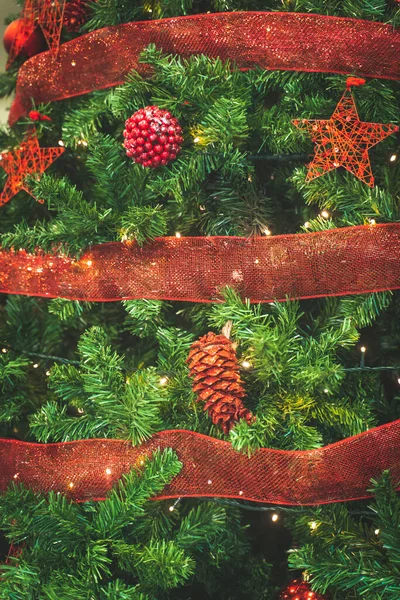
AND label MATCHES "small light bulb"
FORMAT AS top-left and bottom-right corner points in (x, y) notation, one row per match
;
(271, 513), (279, 522)
(168, 505), (175, 512)
(33, 363), (39, 369)
(304, 221), (310, 228)
(369, 218), (376, 225)
(239, 490), (244, 496)
(207, 479), (212, 485)
(263, 228), (272, 236)
(374, 528), (380, 535)
(324, 388), (329, 394)
(254, 259), (259, 265)
(159, 376), (168, 386)
(175, 232), (181, 238)
(193, 137), (200, 143)
(77, 407), (85, 414)
(1, 348), (7, 353)
(45, 370), (51, 376)
(71, 60), (76, 66)
(361, 346), (366, 353)
(389, 154), (397, 163)
(397, 378), (400, 385)
(86, 259), (93, 267)
(105, 468), (112, 475)
(13, 473), (19, 479)
(58, 140), (65, 146)
(310, 521), (317, 530)
(320, 210), (329, 219)
(241, 360), (251, 369)
(68, 482), (74, 489)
